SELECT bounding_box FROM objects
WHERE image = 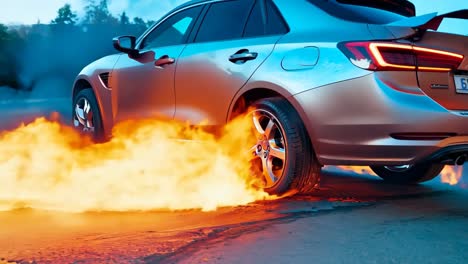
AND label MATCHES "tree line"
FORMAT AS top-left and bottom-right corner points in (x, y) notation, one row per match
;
(0, 0), (155, 90)
(51, 1), (154, 28)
